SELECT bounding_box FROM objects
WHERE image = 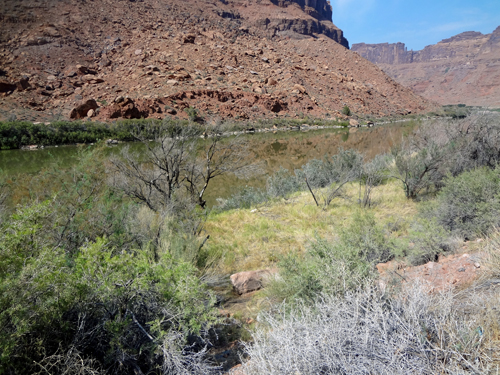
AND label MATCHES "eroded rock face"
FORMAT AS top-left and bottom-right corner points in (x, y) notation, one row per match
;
(253, 0), (348, 46)
(271, 0), (332, 21)
(352, 27), (500, 106)
(351, 42), (413, 65)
